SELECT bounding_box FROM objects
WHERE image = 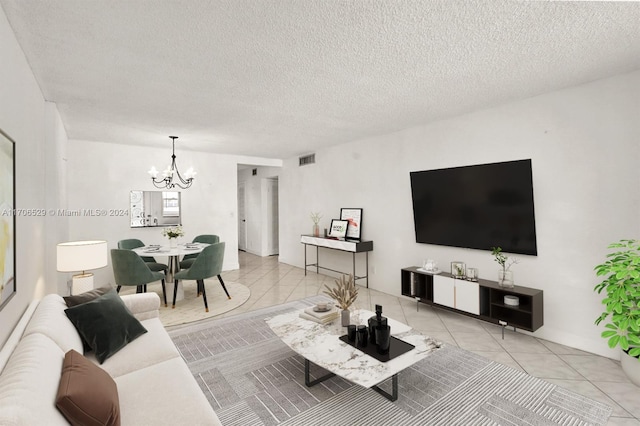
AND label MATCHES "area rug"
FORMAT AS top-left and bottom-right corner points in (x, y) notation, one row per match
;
(168, 296), (612, 426)
(119, 280), (250, 327)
